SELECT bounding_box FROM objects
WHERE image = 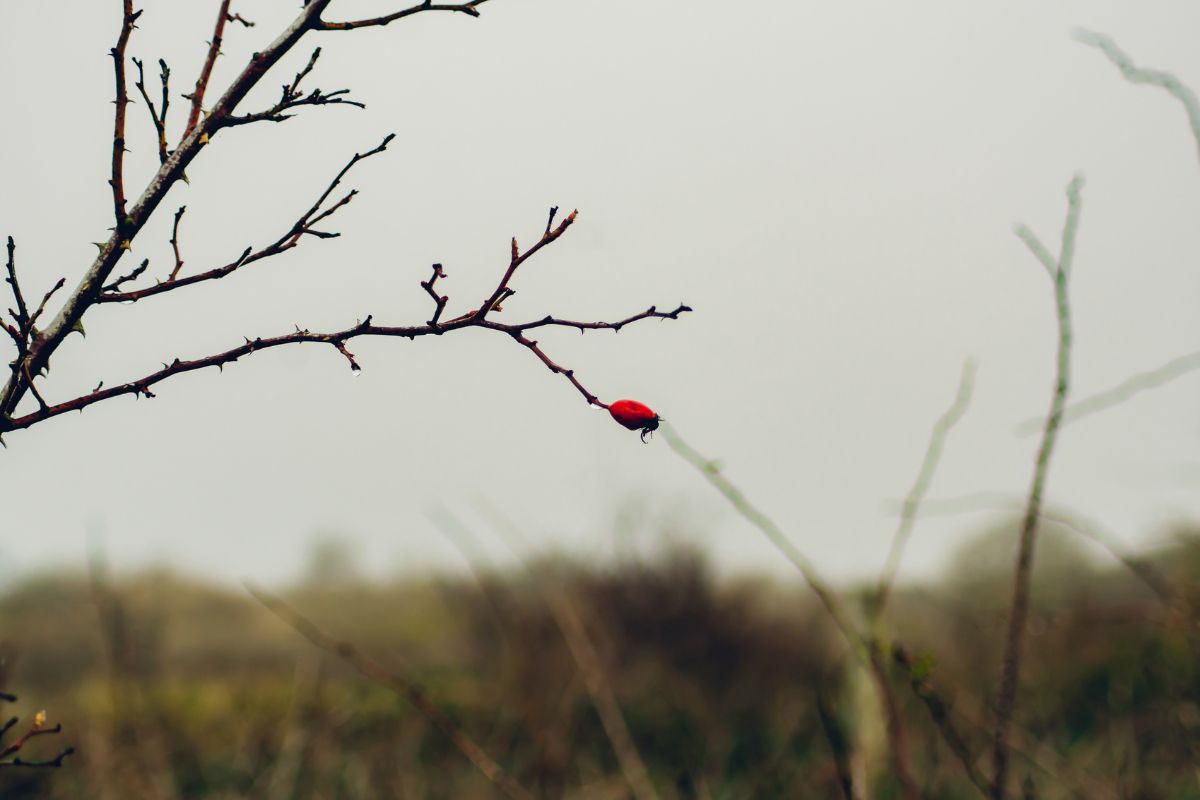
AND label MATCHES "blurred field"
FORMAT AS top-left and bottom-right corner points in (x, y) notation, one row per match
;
(0, 520), (1197, 799)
